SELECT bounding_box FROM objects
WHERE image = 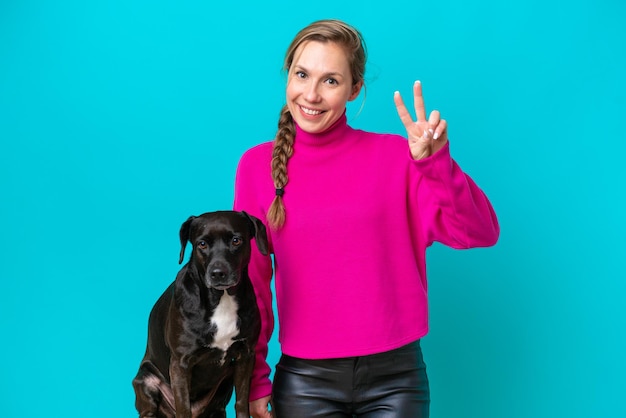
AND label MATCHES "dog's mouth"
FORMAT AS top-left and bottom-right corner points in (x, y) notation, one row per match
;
(206, 272), (241, 291)
(210, 282), (238, 291)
